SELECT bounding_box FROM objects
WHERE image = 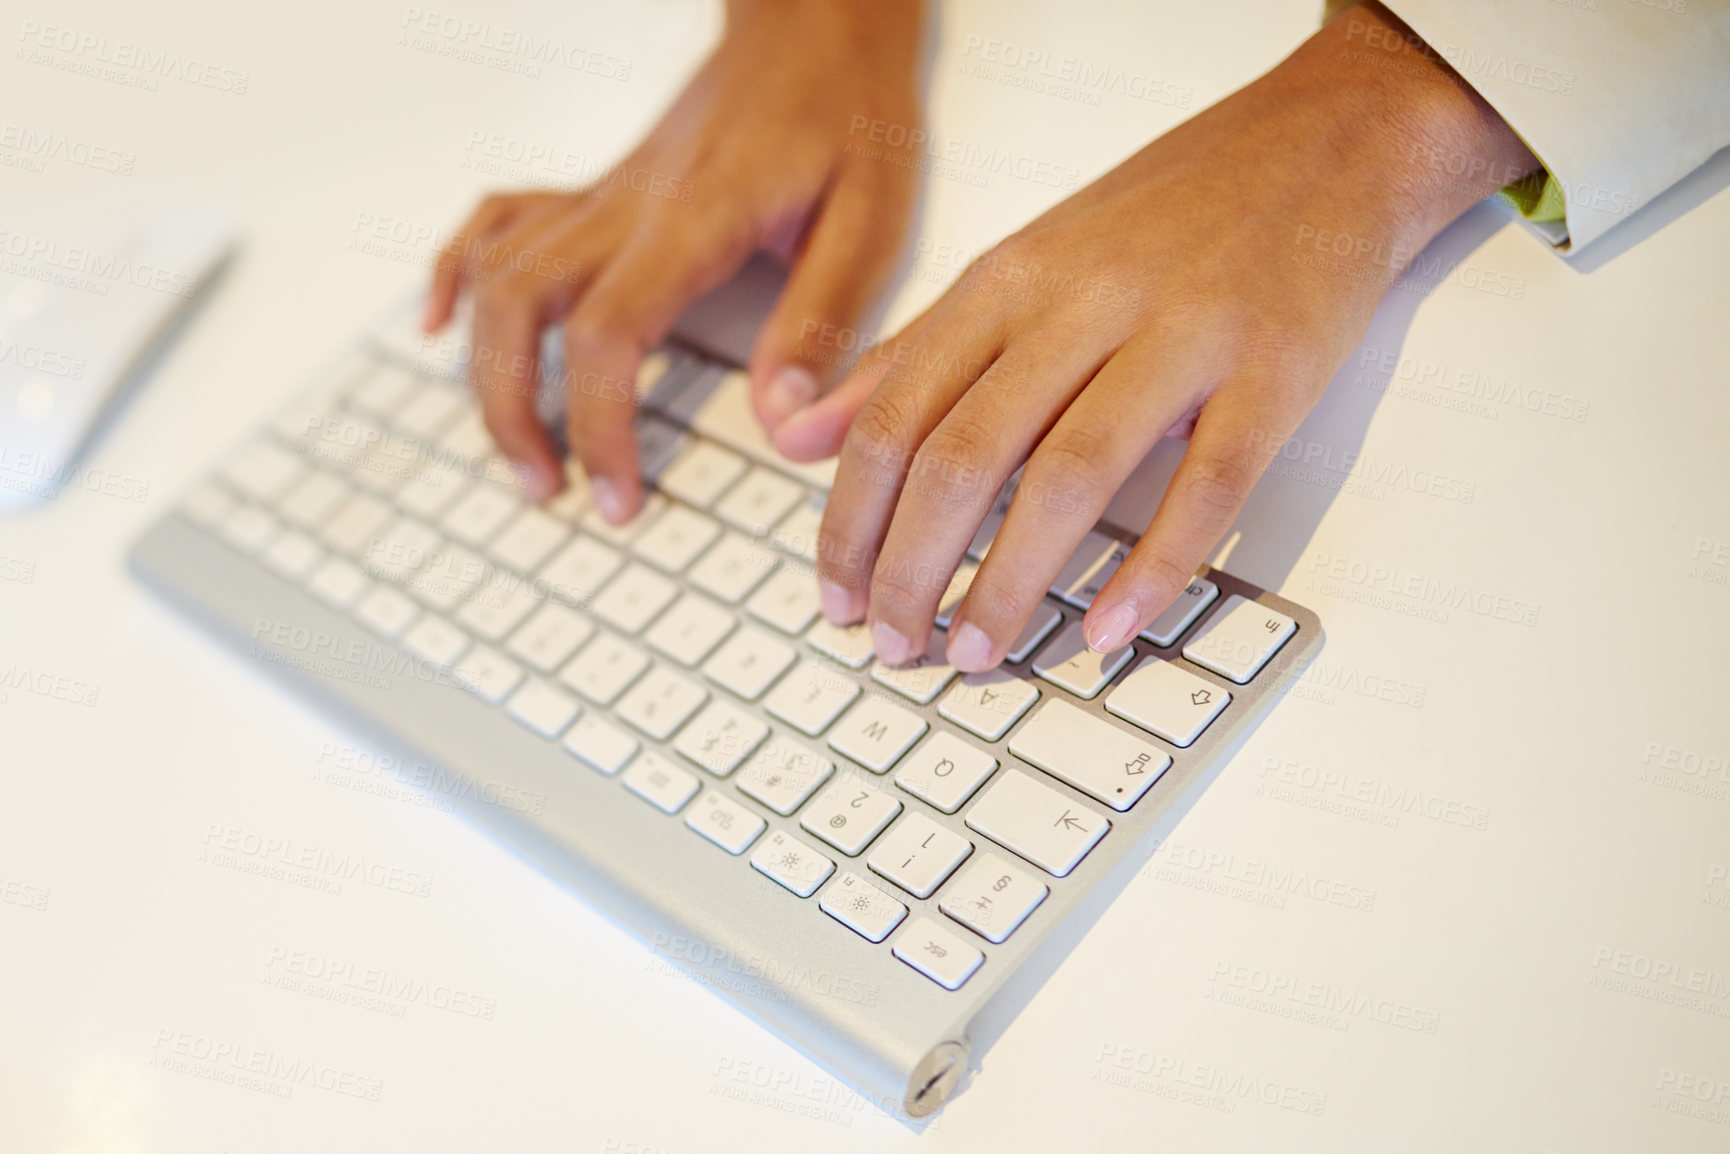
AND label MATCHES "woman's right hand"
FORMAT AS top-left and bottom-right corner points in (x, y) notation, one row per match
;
(424, 0), (923, 519)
